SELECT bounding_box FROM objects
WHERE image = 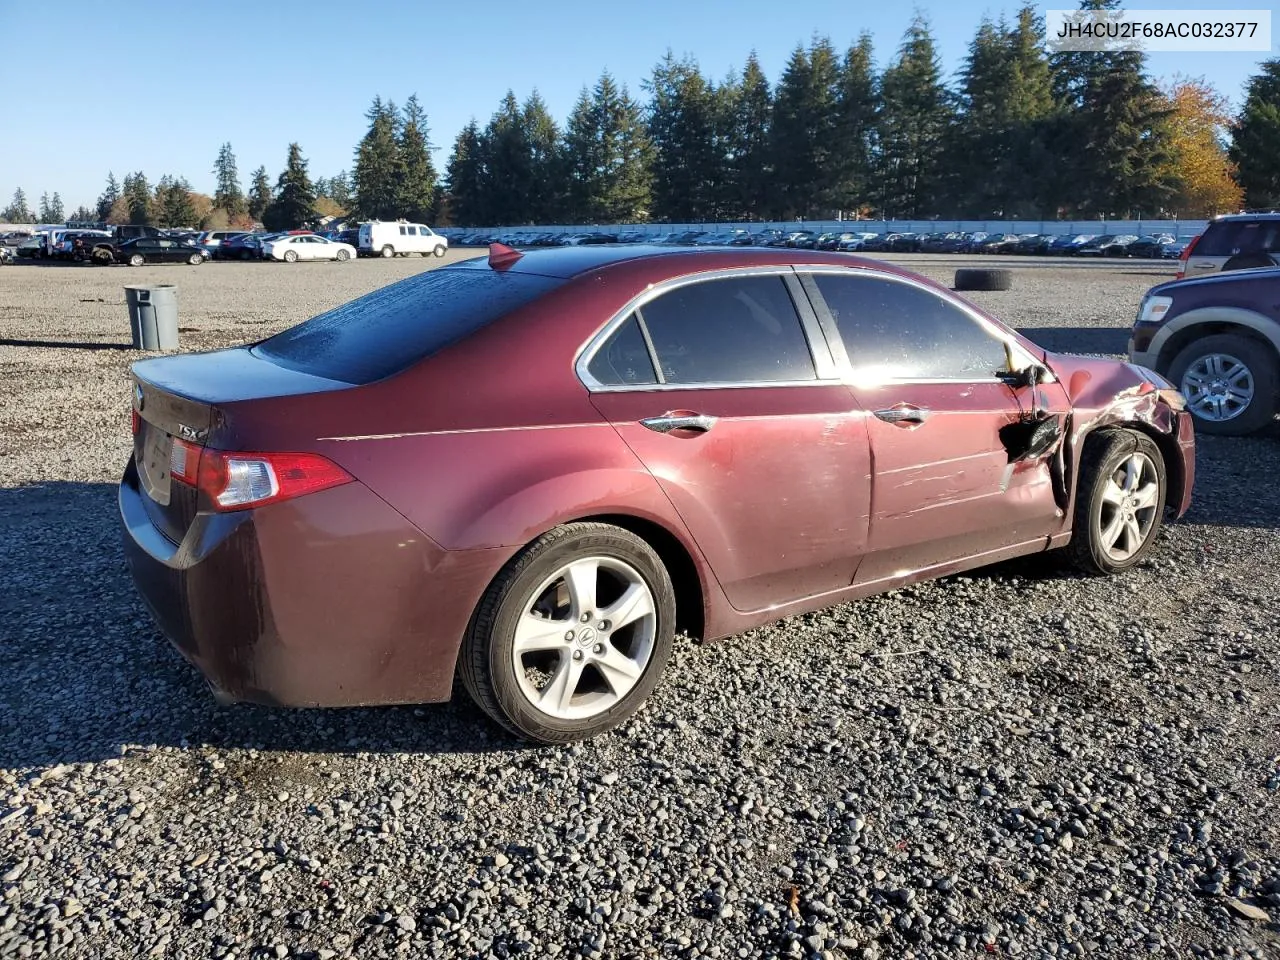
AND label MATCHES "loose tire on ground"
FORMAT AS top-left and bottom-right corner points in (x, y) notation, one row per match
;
(954, 268), (1013, 292)
(1067, 429), (1167, 576)
(459, 522), (676, 744)
(1167, 332), (1278, 436)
